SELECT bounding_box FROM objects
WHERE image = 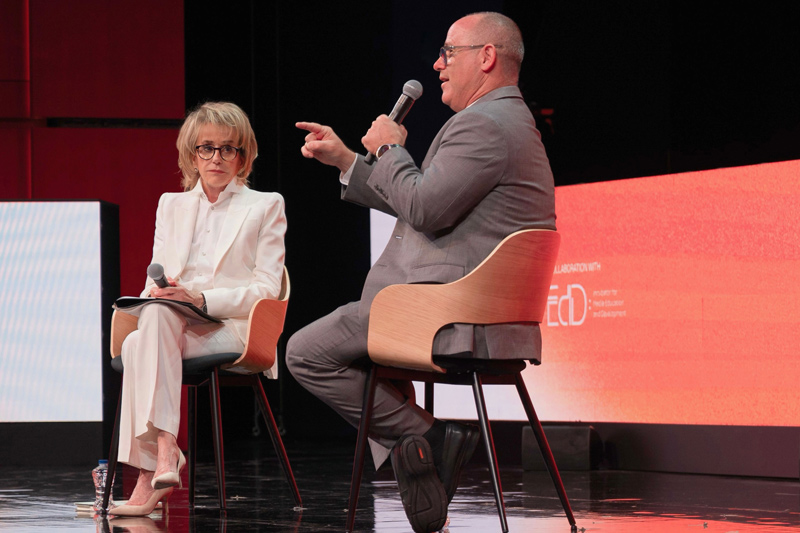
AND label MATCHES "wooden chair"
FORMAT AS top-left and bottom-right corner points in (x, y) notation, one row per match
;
(346, 230), (576, 533)
(101, 267), (301, 511)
